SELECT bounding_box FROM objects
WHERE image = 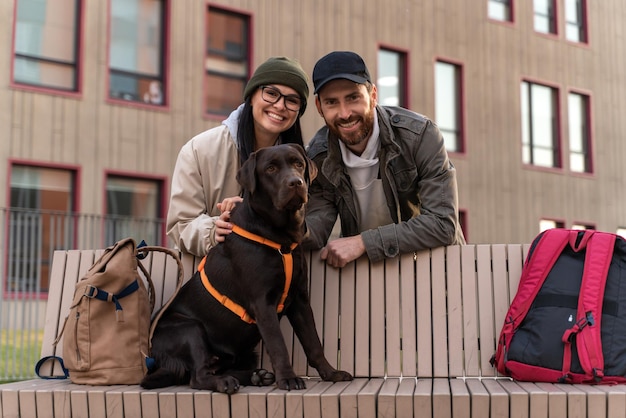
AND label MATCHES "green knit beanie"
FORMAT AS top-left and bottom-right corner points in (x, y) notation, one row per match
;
(243, 57), (309, 115)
